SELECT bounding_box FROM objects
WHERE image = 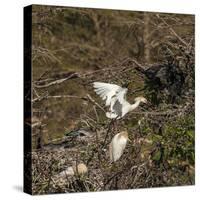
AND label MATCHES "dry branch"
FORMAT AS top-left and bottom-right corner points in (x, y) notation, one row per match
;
(86, 94), (106, 113)
(34, 73), (79, 88)
(156, 14), (188, 46)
